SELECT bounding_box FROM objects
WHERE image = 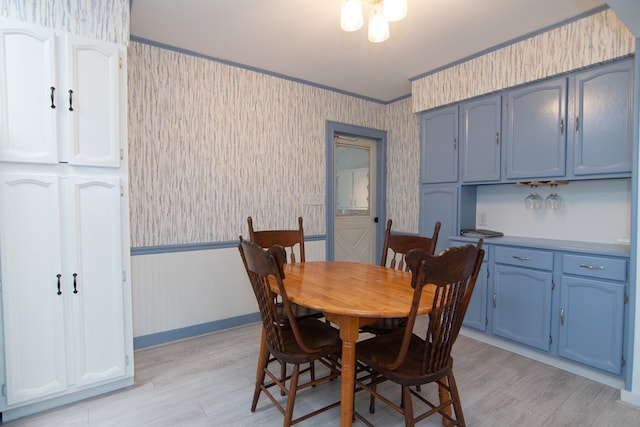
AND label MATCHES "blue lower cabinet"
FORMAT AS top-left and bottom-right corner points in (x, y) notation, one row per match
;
(491, 264), (552, 352)
(449, 238), (628, 377)
(558, 276), (625, 375)
(463, 260), (488, 331)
